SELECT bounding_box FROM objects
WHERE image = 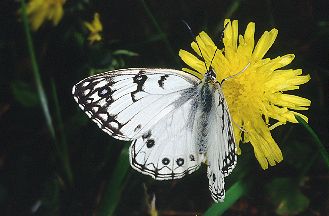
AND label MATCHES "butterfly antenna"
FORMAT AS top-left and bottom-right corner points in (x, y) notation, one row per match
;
(219, 22), (229, 45)
(232, 118), (247, 133)
(182, 20), (209, 71)
(208, 22), (229, 69)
